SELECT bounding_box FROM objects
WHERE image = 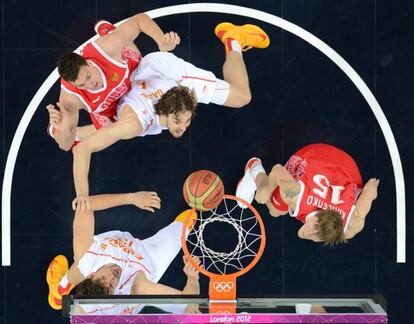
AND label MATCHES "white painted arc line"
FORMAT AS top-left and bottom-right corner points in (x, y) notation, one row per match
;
(2, 3), (405, 266)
